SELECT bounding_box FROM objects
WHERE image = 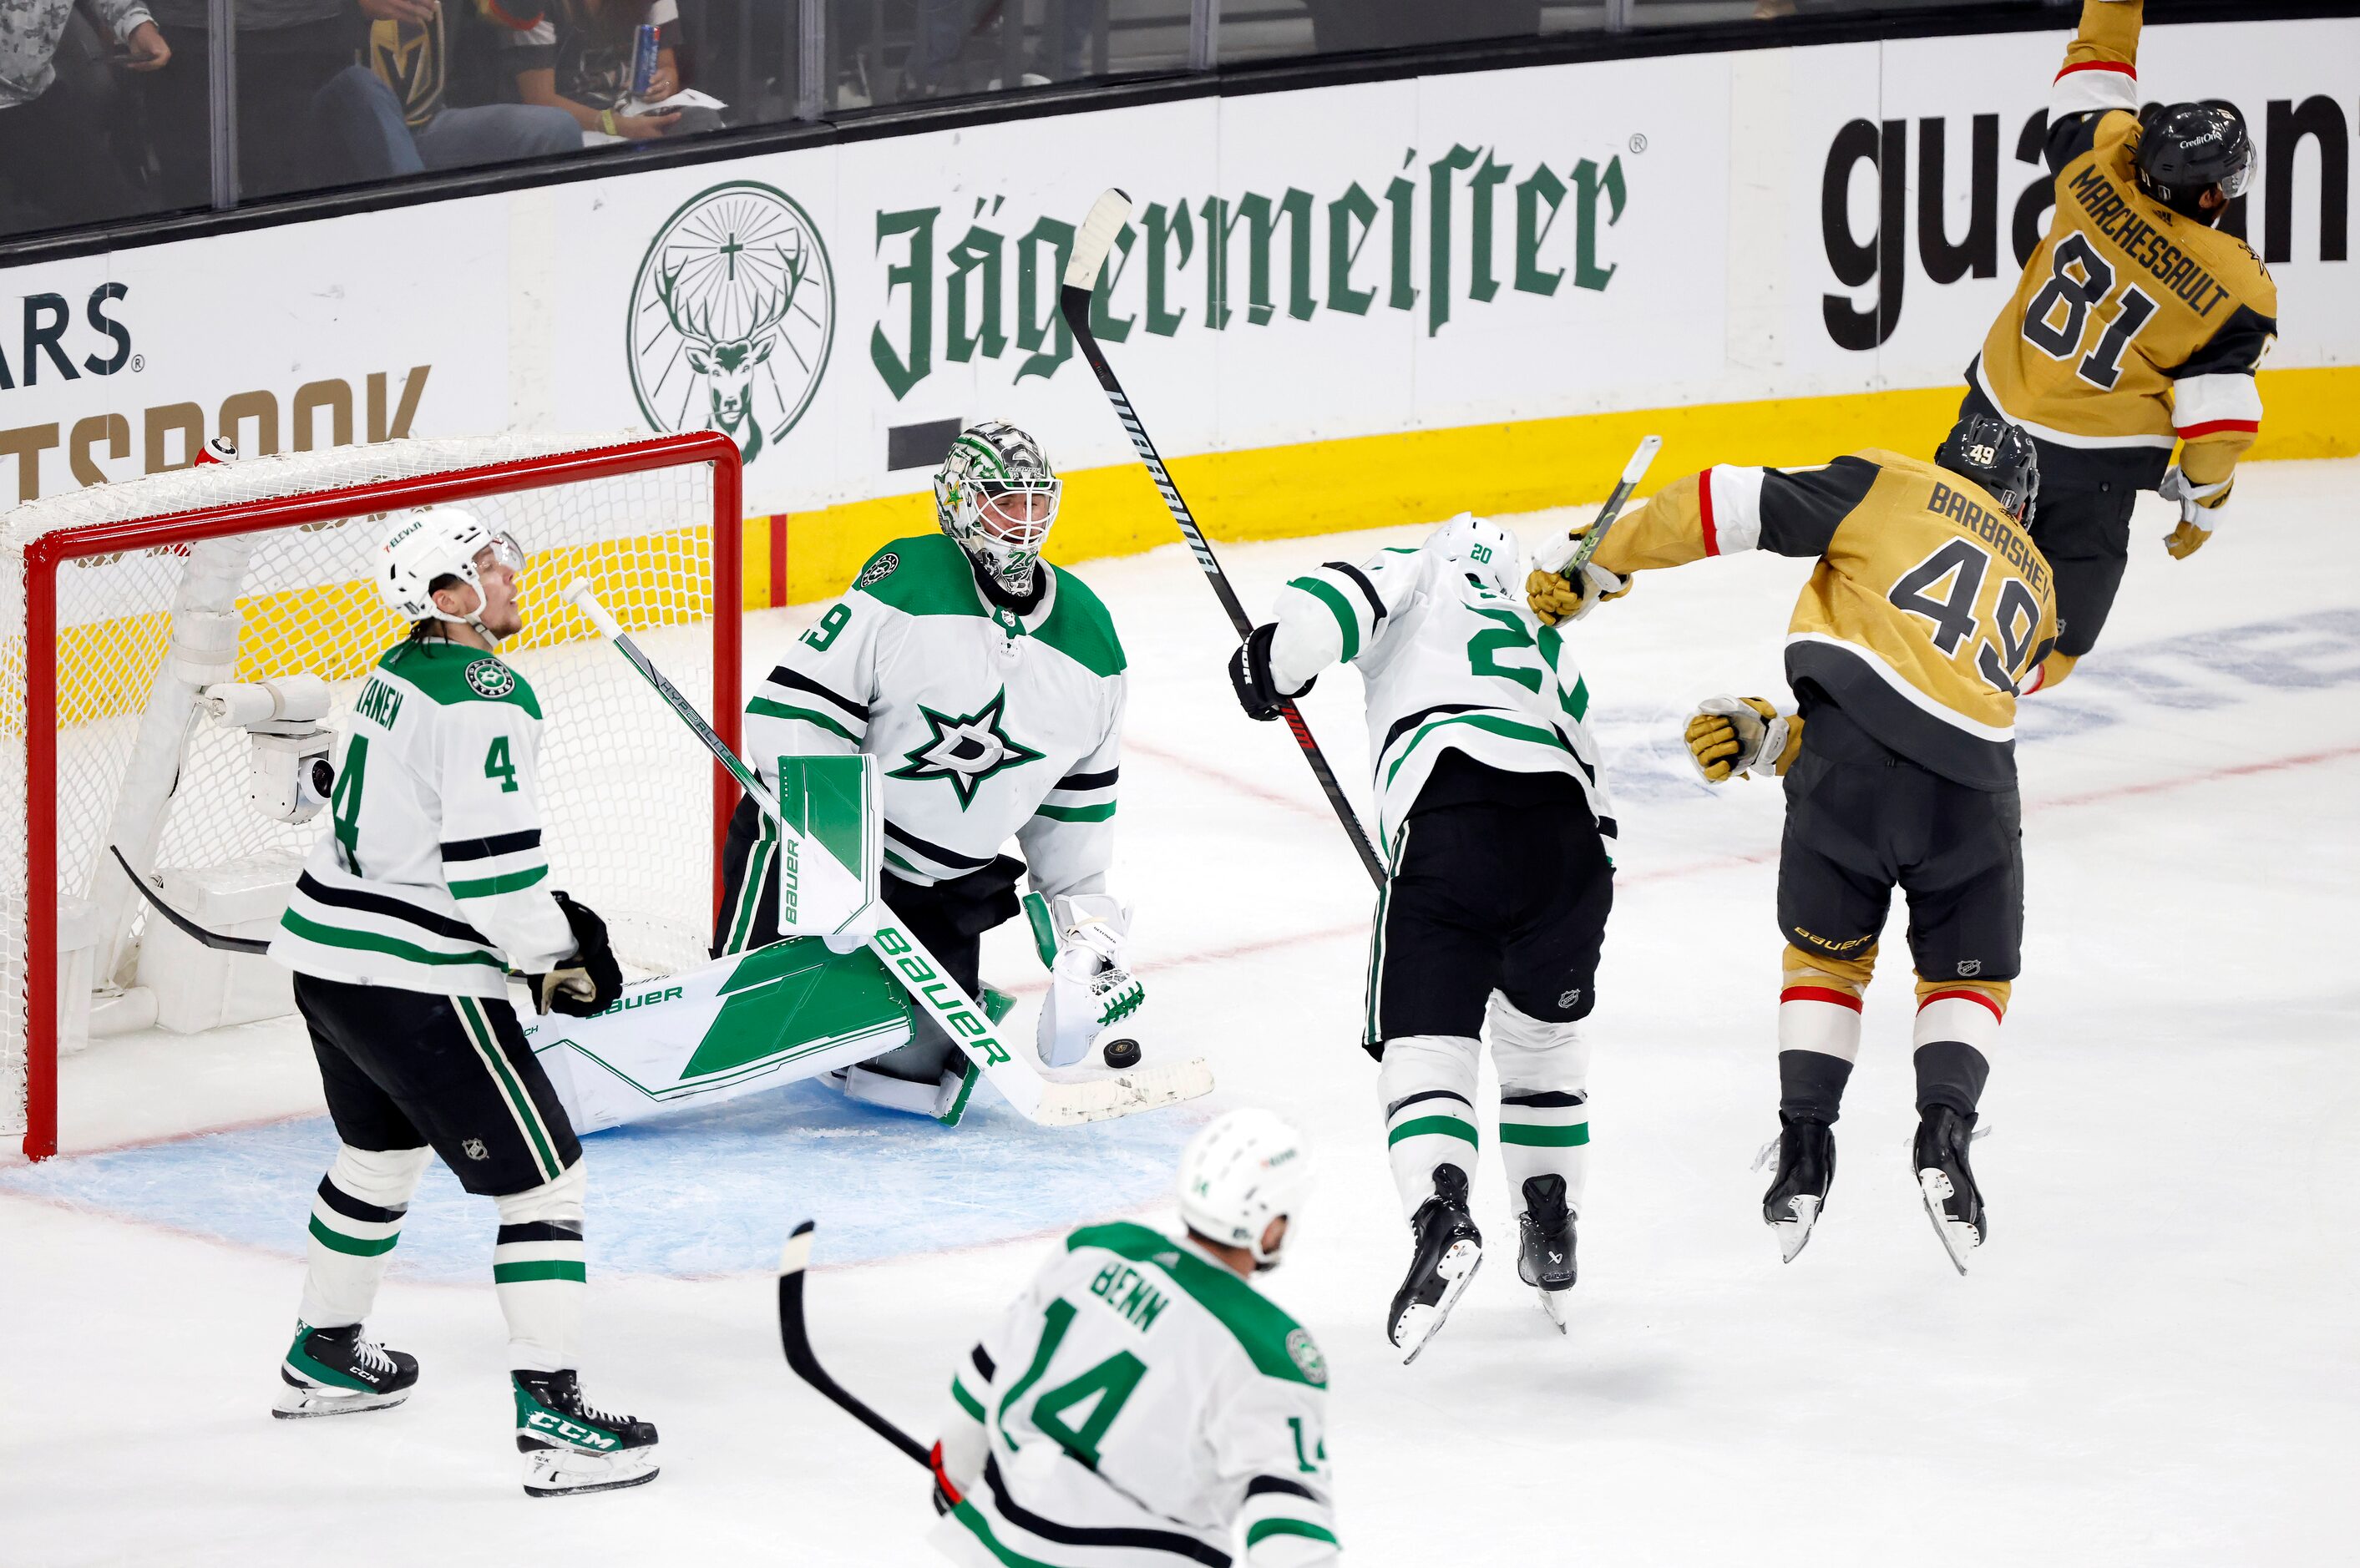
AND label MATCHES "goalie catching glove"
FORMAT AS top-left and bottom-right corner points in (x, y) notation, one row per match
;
(1525, 524), (1631, 627)
(1028, 893), (1146, 1068)
(1684, 696), (1802, 783)
(2159, 465), (2233, 560)
(524, 892), (622, 1017)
